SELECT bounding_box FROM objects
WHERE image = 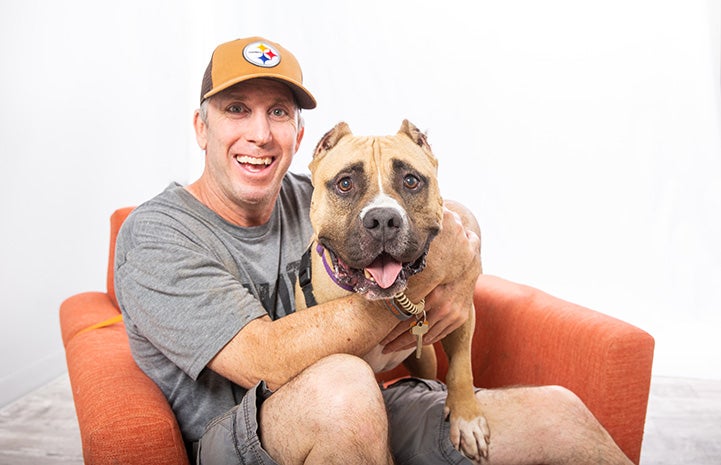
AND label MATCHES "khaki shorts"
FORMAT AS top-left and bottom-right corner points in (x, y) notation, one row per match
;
(196, 378), (474, 465)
